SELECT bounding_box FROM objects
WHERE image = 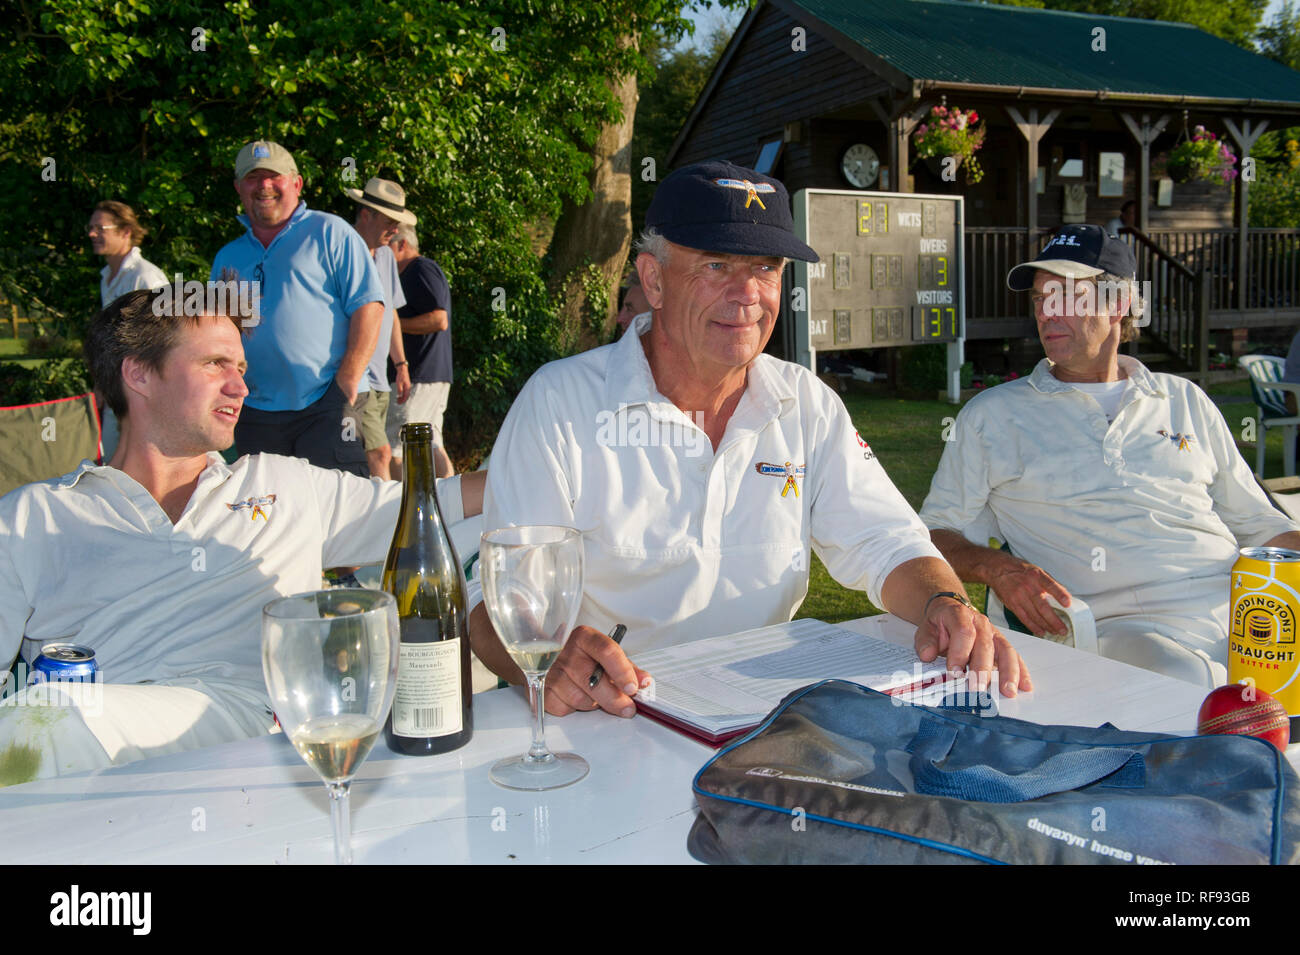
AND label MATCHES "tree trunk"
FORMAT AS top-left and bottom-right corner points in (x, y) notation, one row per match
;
(547, 36), (638, 350)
